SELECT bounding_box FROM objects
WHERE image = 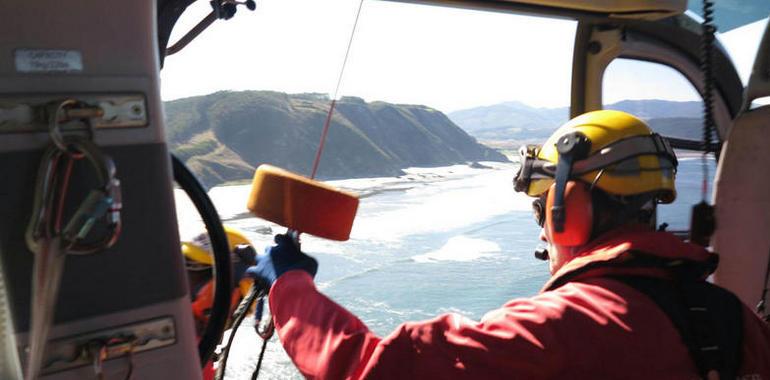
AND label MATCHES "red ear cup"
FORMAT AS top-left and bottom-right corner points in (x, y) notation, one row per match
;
(546, 181), (593, 247)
